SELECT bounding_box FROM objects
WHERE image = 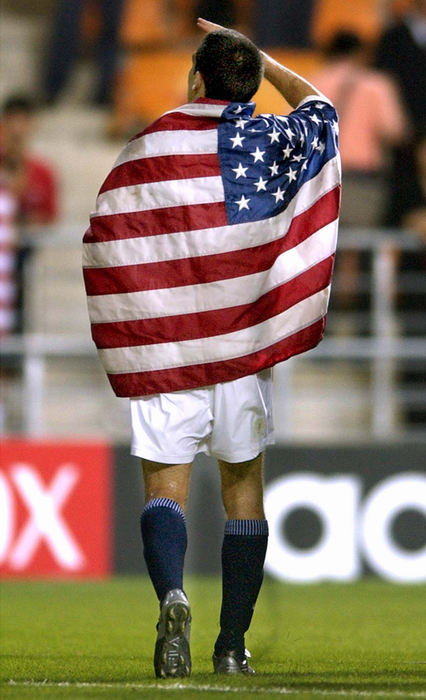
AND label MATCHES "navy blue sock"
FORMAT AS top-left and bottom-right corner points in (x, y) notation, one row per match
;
(215, 519), (269, 657)
(140, 498), (187, 603)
